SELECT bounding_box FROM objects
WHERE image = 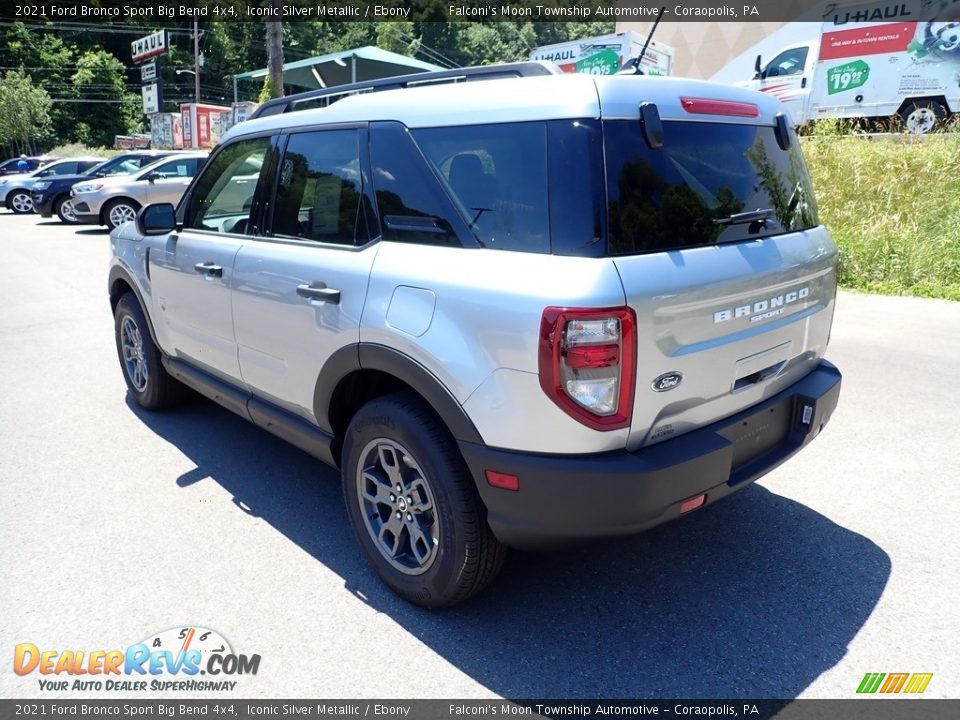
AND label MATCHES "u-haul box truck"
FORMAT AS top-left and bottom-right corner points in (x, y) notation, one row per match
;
(745, 4), (960, 132)
(530, 31), (674, 77)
